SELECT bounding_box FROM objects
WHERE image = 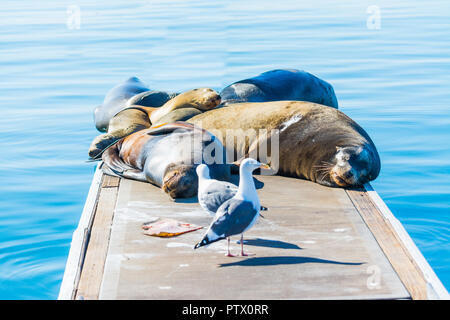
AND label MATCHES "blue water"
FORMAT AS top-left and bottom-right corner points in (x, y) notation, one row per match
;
(0, 0), (449, 299)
